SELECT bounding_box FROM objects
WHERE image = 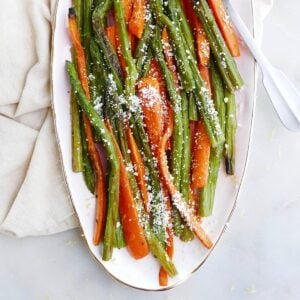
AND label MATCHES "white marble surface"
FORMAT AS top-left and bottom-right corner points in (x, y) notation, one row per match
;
(1, 1), (300, 299)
